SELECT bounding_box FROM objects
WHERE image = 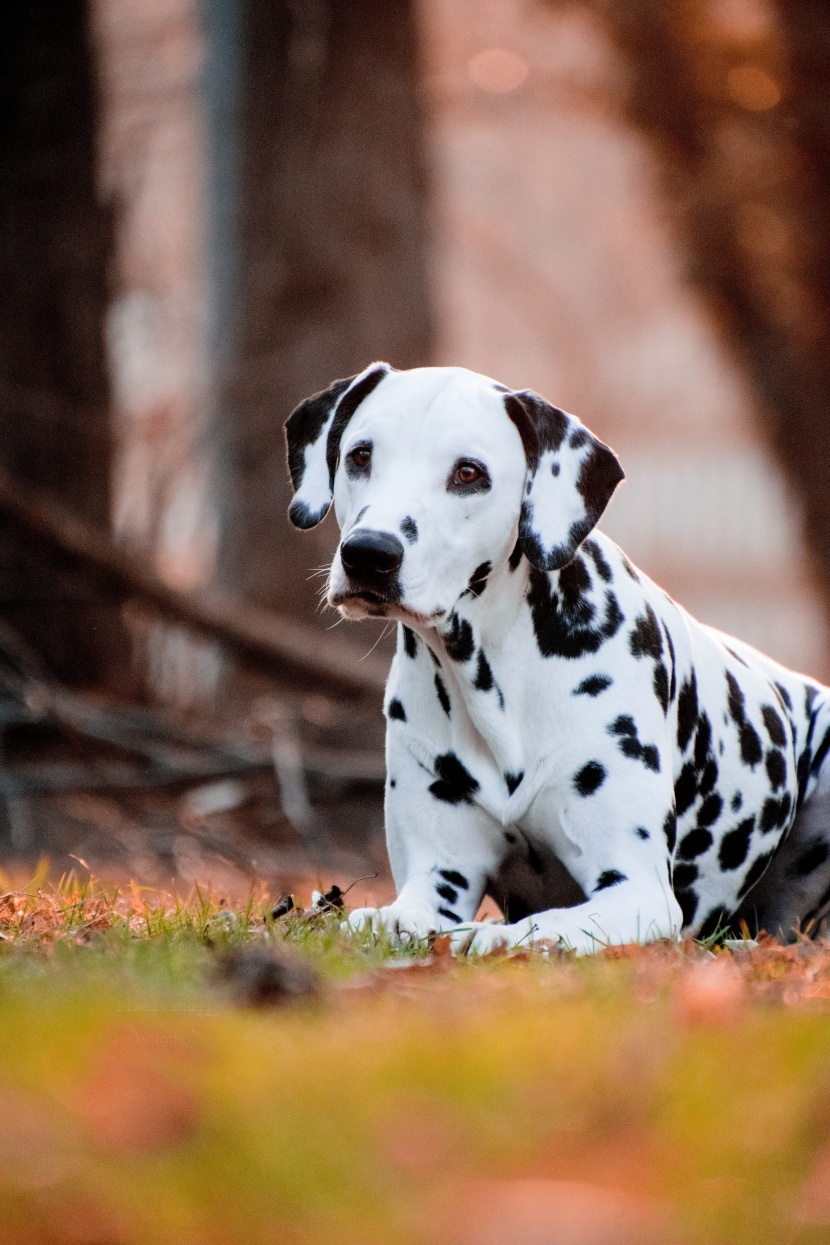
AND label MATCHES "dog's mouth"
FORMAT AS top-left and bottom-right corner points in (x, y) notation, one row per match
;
(330, 589), (393, 617)
(330, 590), (443, 625)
